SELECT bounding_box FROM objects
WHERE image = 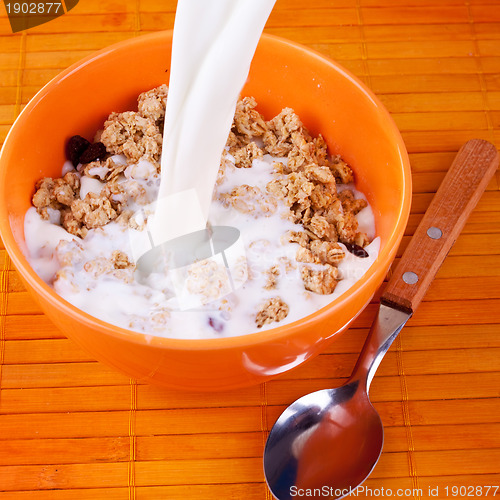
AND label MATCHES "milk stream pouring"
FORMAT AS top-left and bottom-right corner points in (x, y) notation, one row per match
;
(144, 0), (277, 252)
